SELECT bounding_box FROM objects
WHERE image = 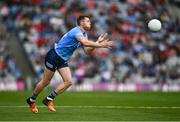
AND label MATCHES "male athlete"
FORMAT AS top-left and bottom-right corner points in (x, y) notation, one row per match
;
(26, 15), (113, 113)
